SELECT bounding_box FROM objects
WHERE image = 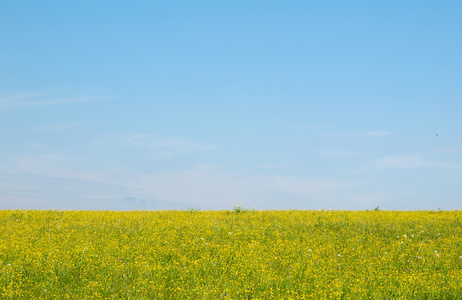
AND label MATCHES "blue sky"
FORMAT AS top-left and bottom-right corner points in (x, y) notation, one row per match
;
(1, 1), (461, 210)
